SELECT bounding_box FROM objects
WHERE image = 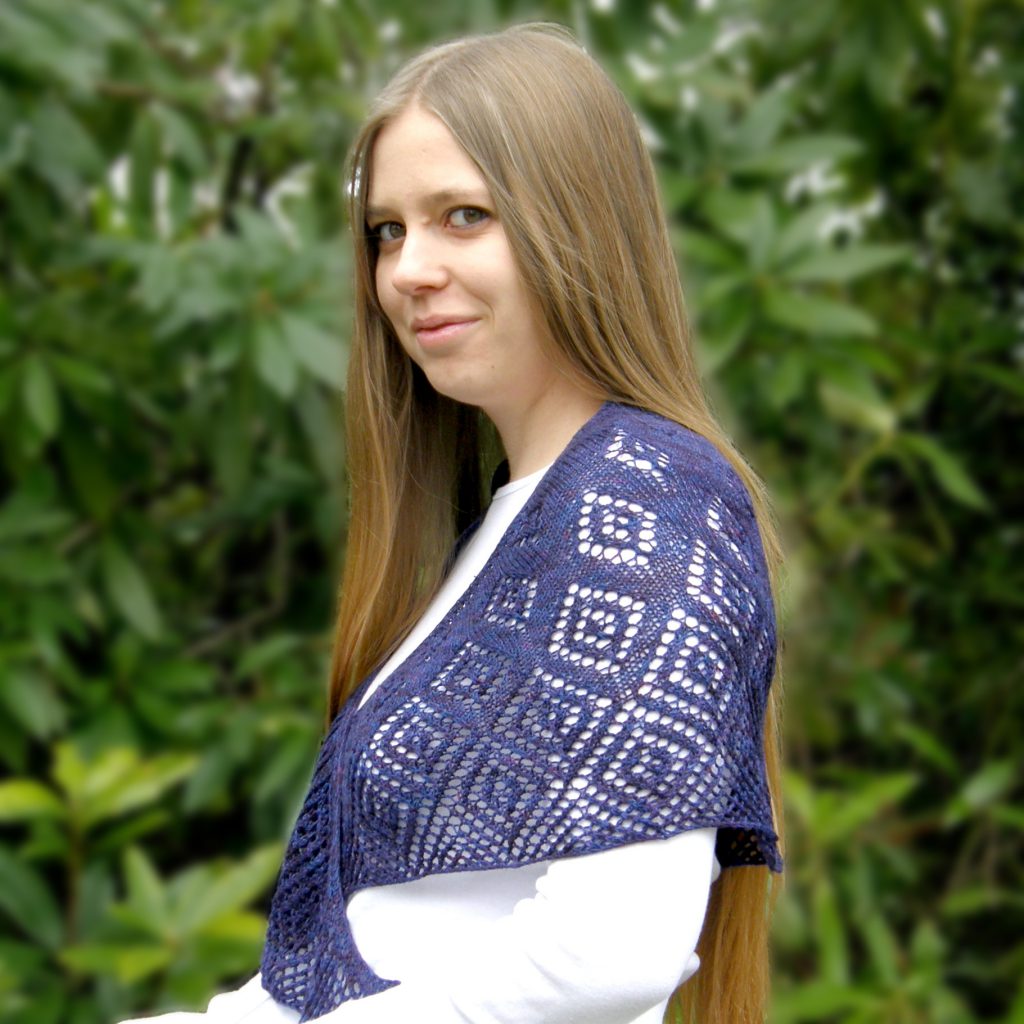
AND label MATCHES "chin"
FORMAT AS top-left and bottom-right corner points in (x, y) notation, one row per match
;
(420, 374), (488, 410)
